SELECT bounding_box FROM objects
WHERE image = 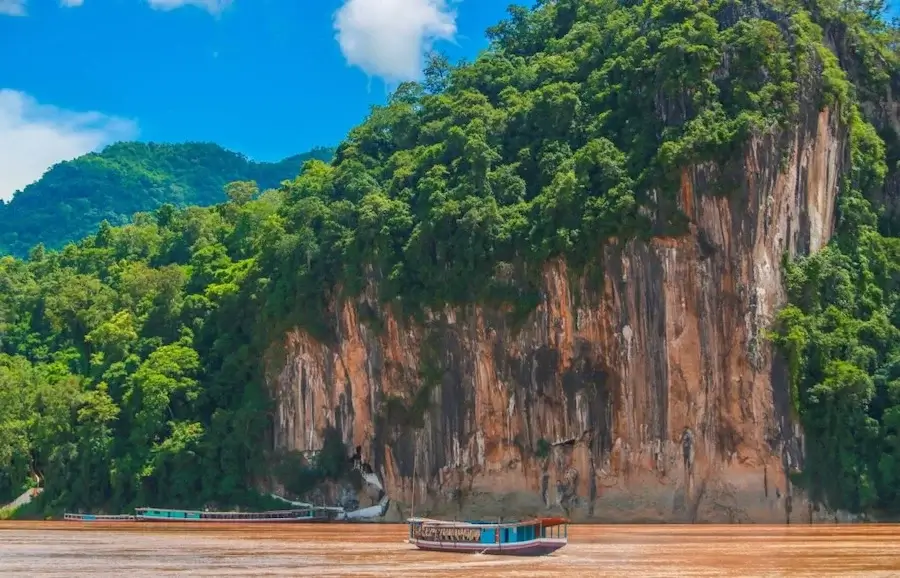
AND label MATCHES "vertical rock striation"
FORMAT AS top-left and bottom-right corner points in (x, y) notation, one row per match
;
(268, 104), (847, 522)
